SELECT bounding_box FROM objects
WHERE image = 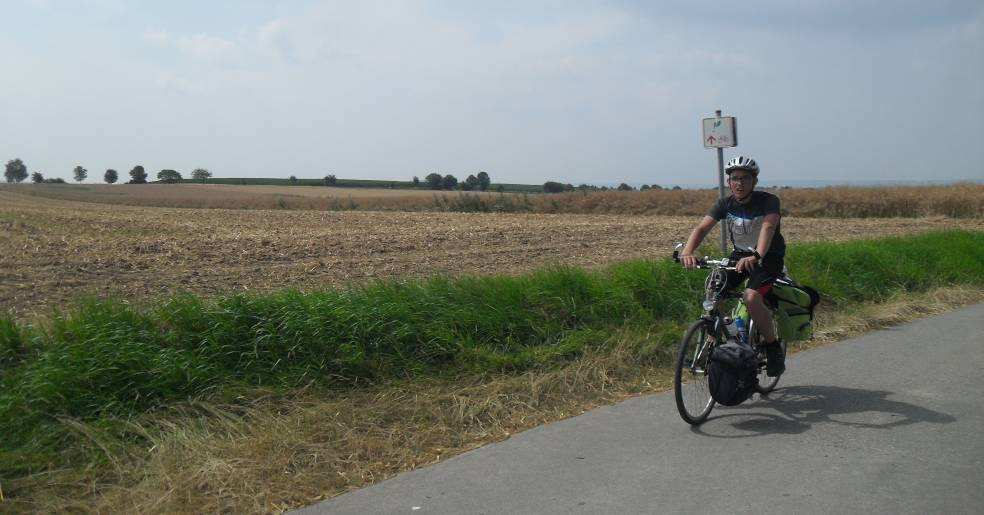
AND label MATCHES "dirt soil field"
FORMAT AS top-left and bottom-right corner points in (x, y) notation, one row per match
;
(2, 190), (981, 318)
